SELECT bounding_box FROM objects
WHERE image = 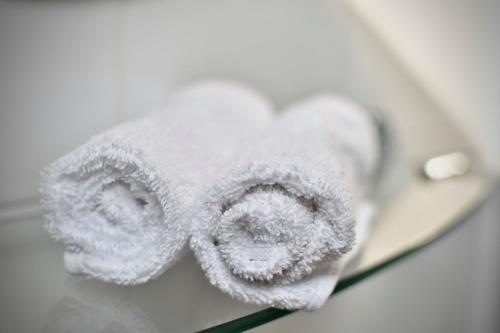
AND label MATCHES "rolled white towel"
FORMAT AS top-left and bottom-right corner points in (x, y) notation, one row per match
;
(191, 95), (383, 309)
(41, 81), (274, 285)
